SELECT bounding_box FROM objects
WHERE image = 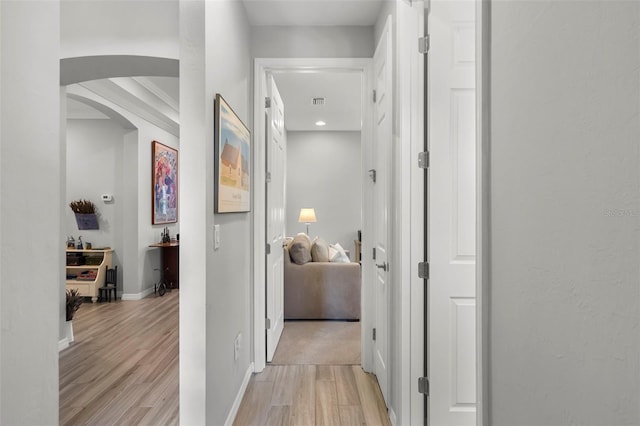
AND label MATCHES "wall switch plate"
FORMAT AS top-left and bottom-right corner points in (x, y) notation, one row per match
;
(214, 224), (221, 249)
